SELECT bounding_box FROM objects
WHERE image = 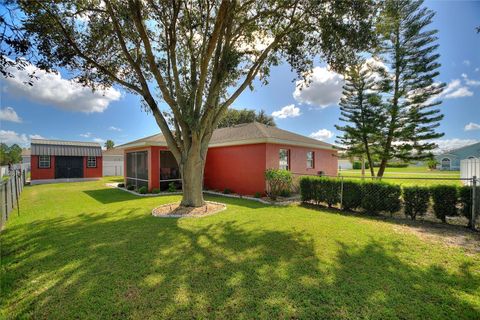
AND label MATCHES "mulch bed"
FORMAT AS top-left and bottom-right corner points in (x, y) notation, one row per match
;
(152, 201), (226, 218)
